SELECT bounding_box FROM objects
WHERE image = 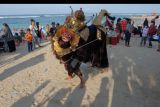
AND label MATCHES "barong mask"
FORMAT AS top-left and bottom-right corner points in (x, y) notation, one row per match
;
(52, 26), (80, 57)
(60, 27), (72, 42)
